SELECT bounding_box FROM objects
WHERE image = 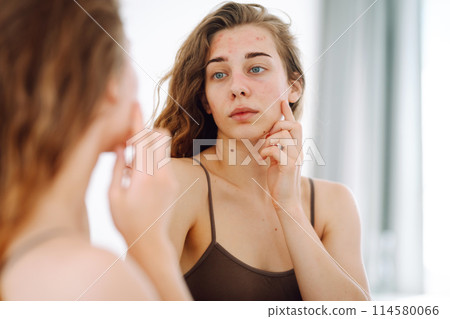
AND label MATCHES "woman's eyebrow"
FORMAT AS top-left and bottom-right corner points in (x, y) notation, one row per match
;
(245, 52), (272, 59)
(206, 52), (272, 67)
(206, 57), (227, 67)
